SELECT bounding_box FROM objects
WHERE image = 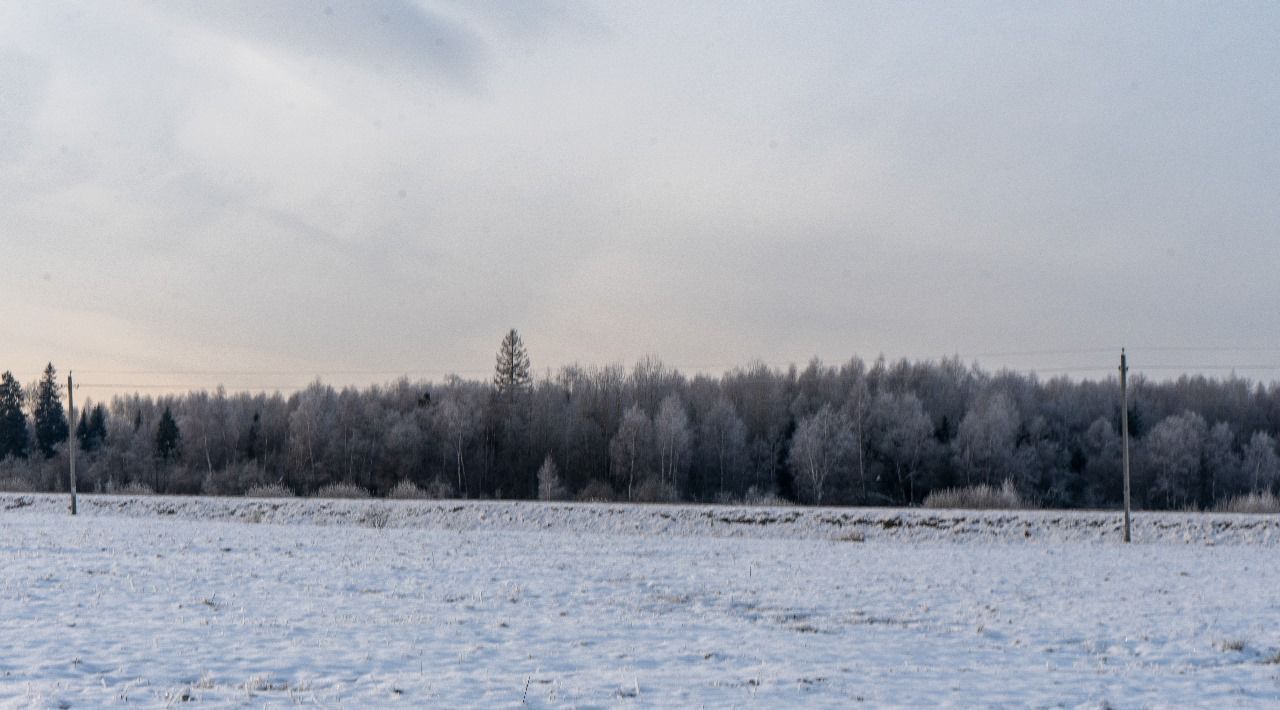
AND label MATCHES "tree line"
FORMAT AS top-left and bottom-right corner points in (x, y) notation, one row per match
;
(3, 331), (1280, 510)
